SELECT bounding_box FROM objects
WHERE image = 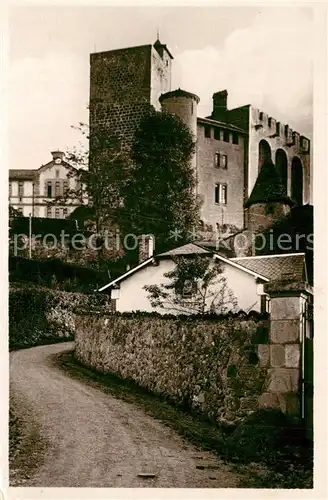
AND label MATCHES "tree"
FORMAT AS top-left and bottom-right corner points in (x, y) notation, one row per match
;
(144, 255), (238, 314)
(51, 123), (129, 270)
(121, 110), (200, 253)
